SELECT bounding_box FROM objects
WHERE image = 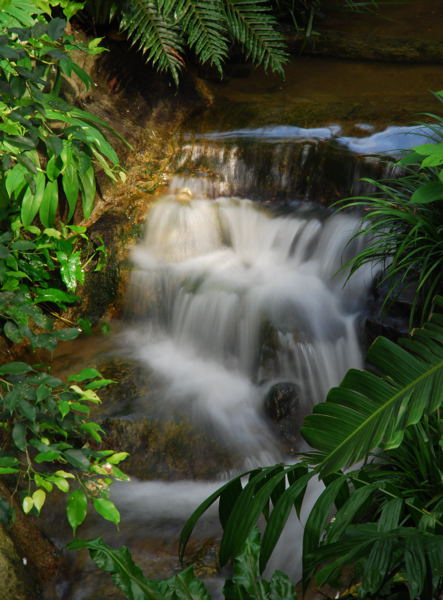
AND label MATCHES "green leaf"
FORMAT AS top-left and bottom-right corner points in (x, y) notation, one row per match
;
(53, 328), (81, 341)
(18, 399), (36, 421)
(32, 489), (46, 512)
(67, 367), (102, 382)
(179, 472), (247, 562)
(67, 537), (162, 600)
(0, 467), (20, 474)
(260, 470), (312, 572)
(56, 250), (83, 291)
(39, 180), (58, 227)
(4, 321), (22, 343)
(79, 165), (96, 219)
(93, 498), (120, 525)
(22, 496), (33, 514)
(67, 489), (87, 534)
(34, 288), (80, 305)
(21, 171), (45, 226)
(5, 164), (27, 197)
(35, 450), (61, 463)
(64, 449), (90, 470)
(411, 181), (443, 204)
(62, 161), (79, 221)
(119, 0), (185, 86)
(48, 476), (69, 493)
(301, 301), (443, 477)
(47, 17), (66, 40)
(34, 474), (53, 493)
(107, 452), (129, 465)
(0, 362), (32, 375)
